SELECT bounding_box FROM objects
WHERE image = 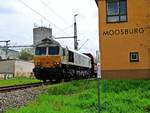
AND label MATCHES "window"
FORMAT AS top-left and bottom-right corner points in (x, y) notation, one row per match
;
(106, 0), (127, 23)
(48, 46), (59, 55)
(62, 48), (65, 56)
(130, 52), (139, 62)
(69, 51), (74, 62)
(35, 47), (46, 55)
